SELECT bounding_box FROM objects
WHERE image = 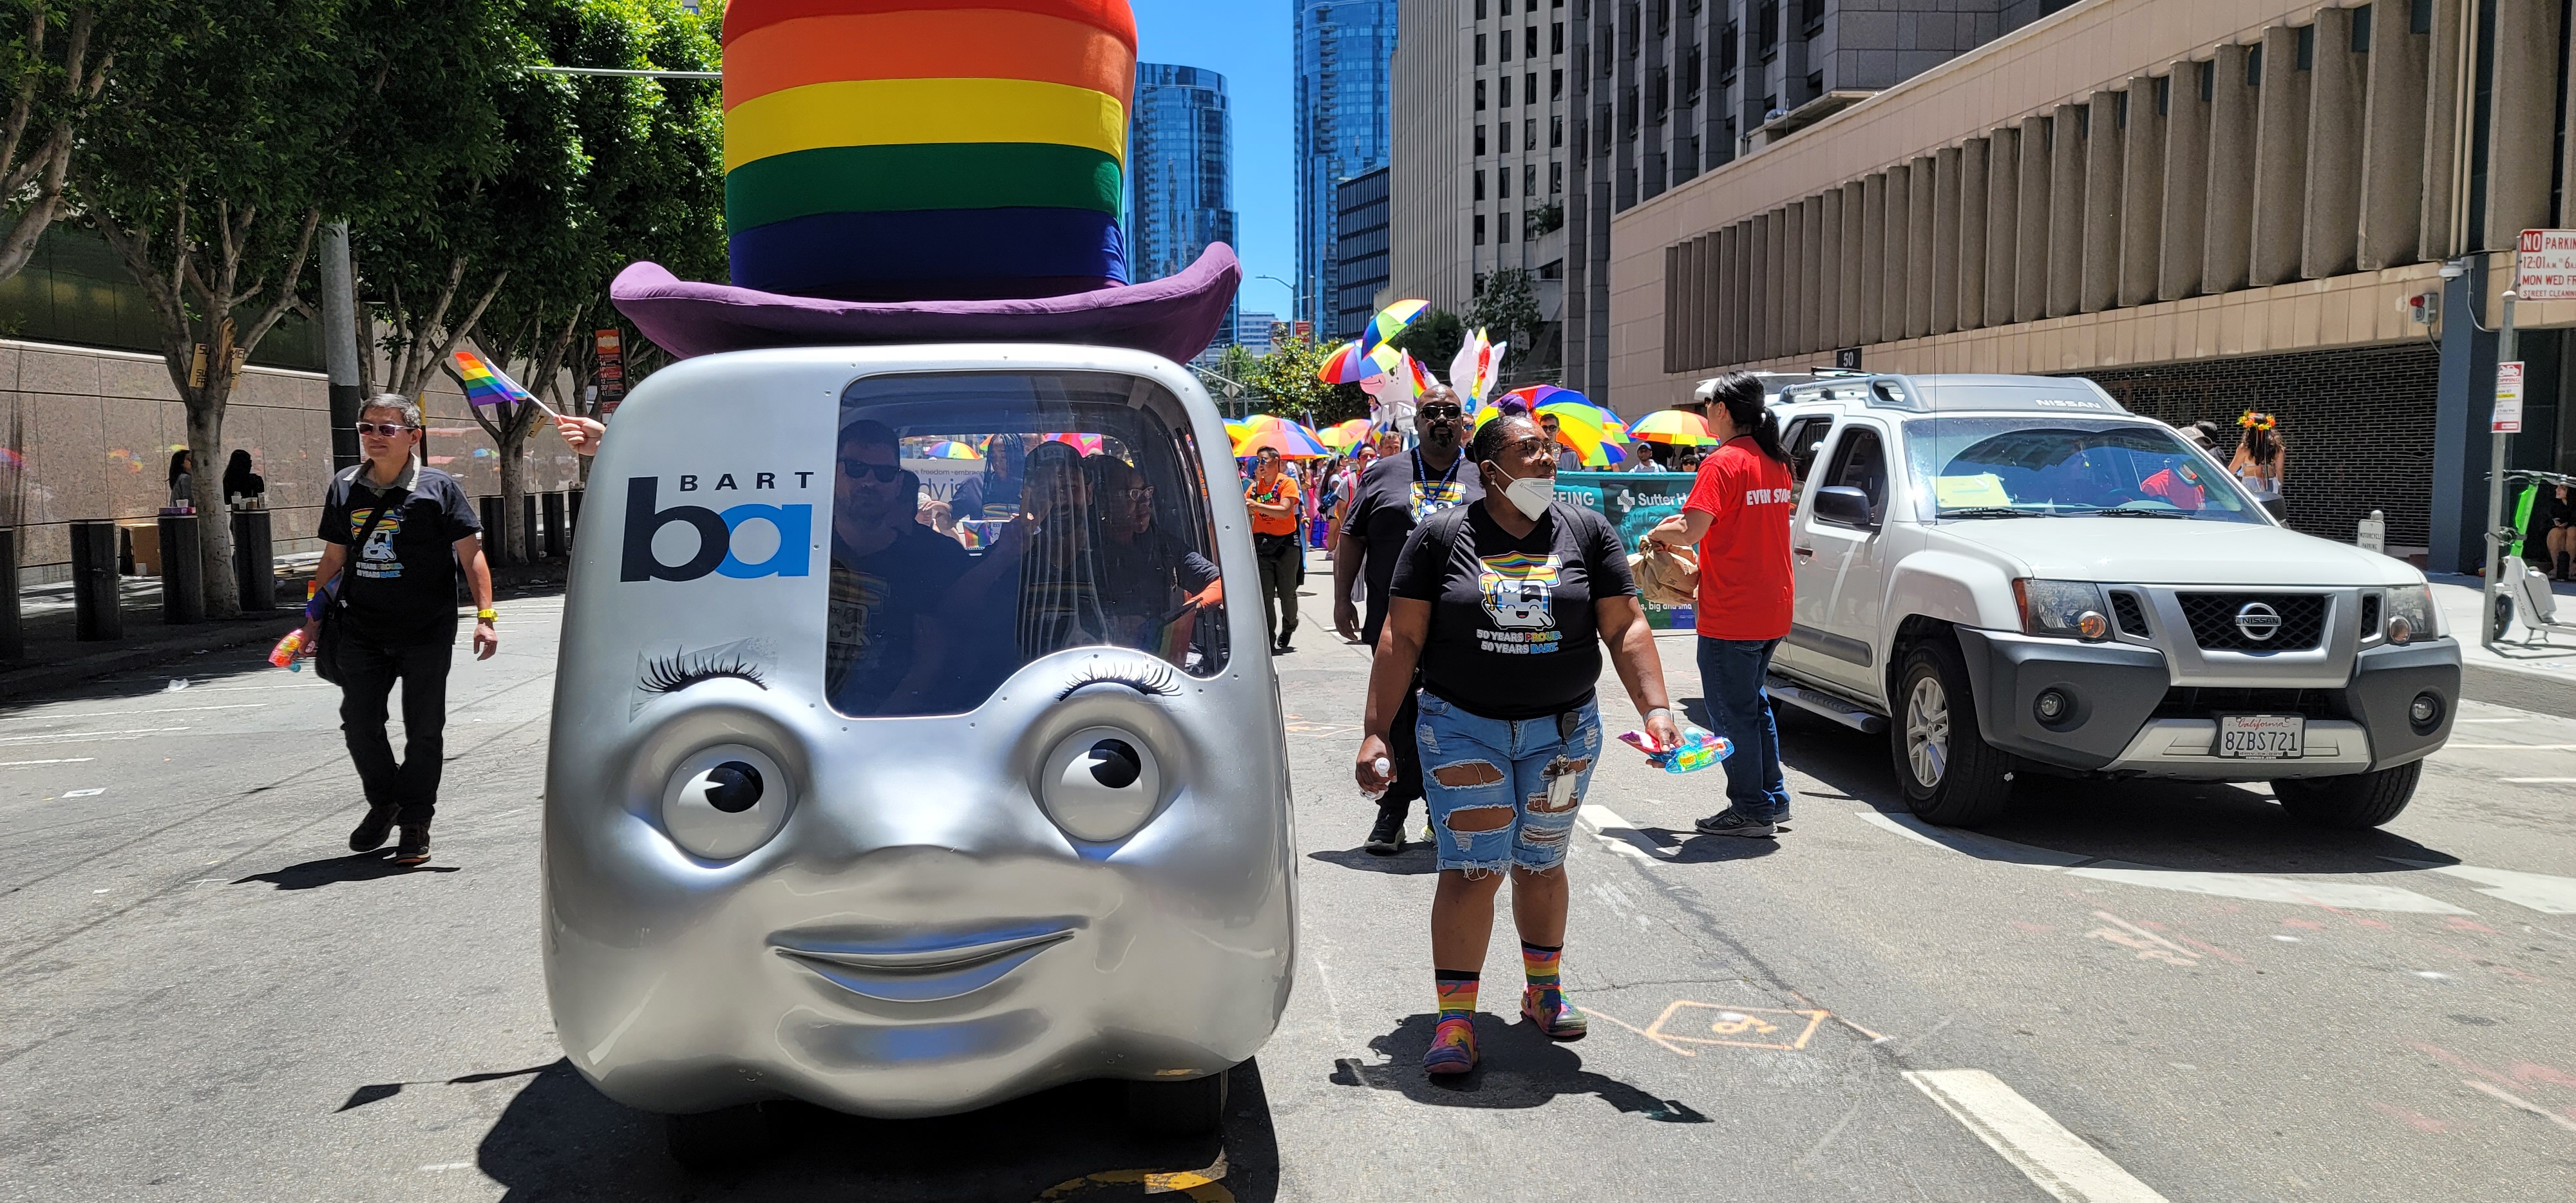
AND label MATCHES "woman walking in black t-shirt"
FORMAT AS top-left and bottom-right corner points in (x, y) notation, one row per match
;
(1354, 408), (1684, 1077)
